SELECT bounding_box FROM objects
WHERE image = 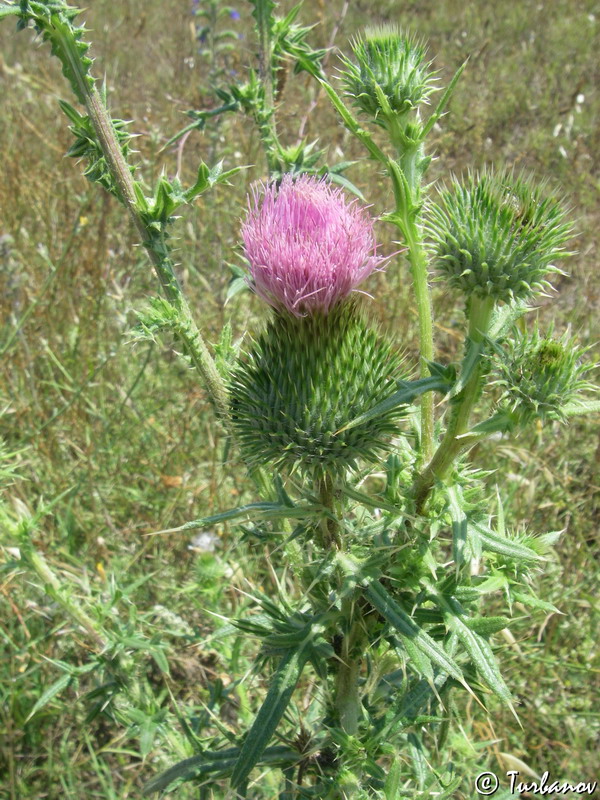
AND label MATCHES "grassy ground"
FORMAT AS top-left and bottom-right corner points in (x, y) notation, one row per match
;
(1, 0), (598, 797)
